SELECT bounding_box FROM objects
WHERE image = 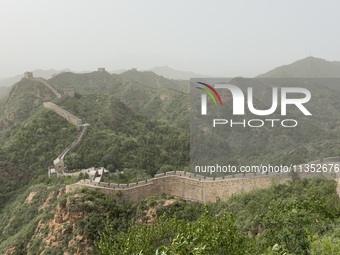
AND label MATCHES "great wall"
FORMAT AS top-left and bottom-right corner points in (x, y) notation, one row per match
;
(67, 171), (281, 203)
(43, 102), (82, 126)
(66, 160), (340, 203)
(24, 70), (340, 203)
(24, 71), (90, 177)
